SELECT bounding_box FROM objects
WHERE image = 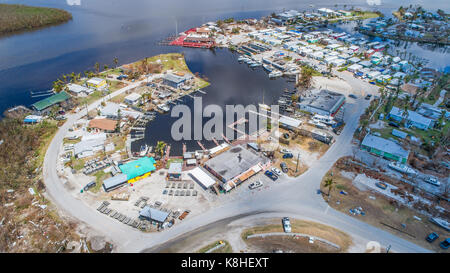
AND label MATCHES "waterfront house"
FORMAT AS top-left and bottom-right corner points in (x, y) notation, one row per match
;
(31, 91), (71, 115)
(162, 73), (186, 89)
(360, 134), (410, 163)
(67, 83), (93, 96)
(86, 77), (107, 90)
(23, 115), (43, 124)
(167, 162), (183, 181)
